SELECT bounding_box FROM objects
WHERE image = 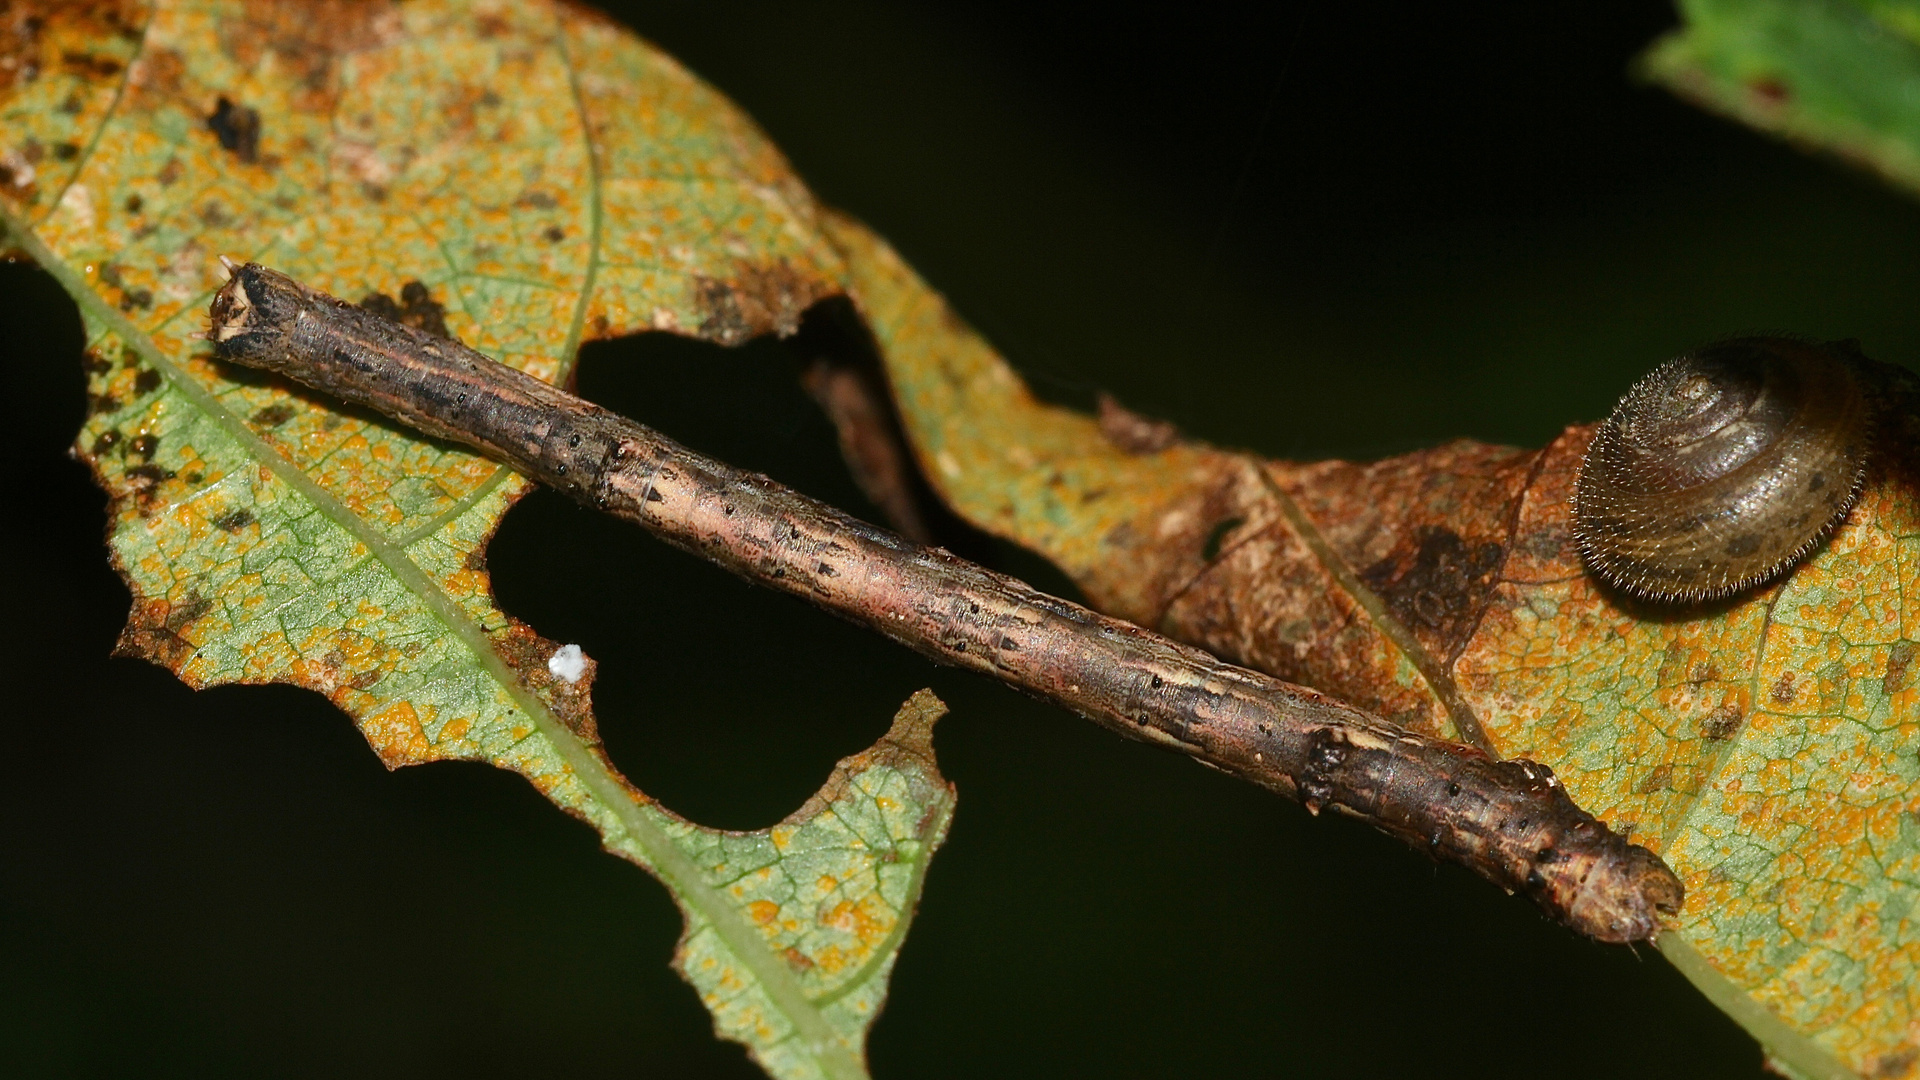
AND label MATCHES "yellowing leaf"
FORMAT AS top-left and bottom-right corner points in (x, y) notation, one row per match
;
(1, 2), (949, 1076)
(824, 215), (1920, 1079)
